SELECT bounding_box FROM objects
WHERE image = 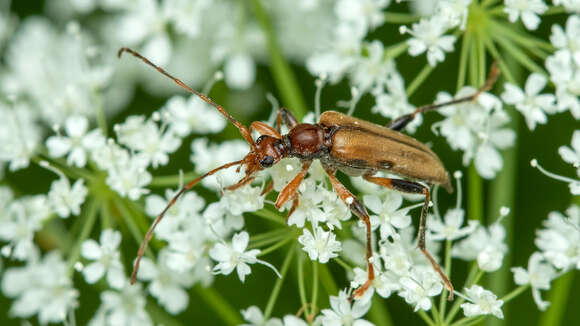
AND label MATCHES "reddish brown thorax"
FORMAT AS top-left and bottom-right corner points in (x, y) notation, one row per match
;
(285, 123), (329, 159)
